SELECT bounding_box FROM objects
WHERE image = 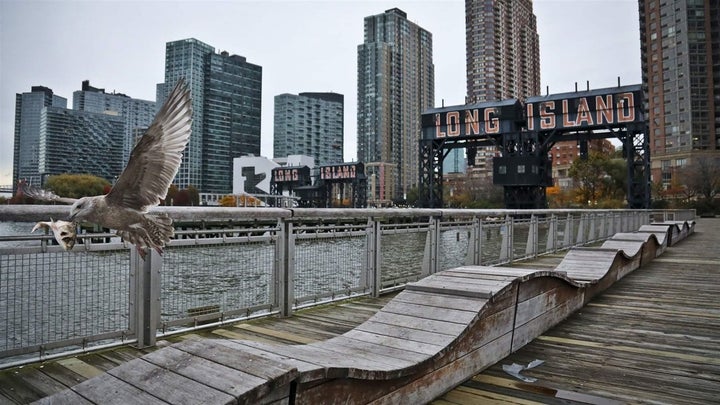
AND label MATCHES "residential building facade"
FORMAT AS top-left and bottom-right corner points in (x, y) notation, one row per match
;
(73, 80), (156, 165)
(465, 0), (541, 180)
(38, 107), (125, 182)
(357, 8), (435, 206)
(465, 0), (540, 103)
(274, 92), (344, 166)
(639, 0), (720, 189)
(13, 86), (67, 189)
